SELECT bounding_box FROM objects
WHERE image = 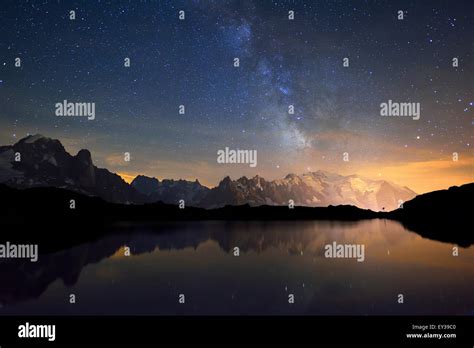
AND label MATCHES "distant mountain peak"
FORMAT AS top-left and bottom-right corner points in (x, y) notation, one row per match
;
(75, 149), (93, 165)
(20, 134), (47, 144)
(15, 134), (66, 154)
(1, 135), (147, 204)
(221, 176), (232, 184)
